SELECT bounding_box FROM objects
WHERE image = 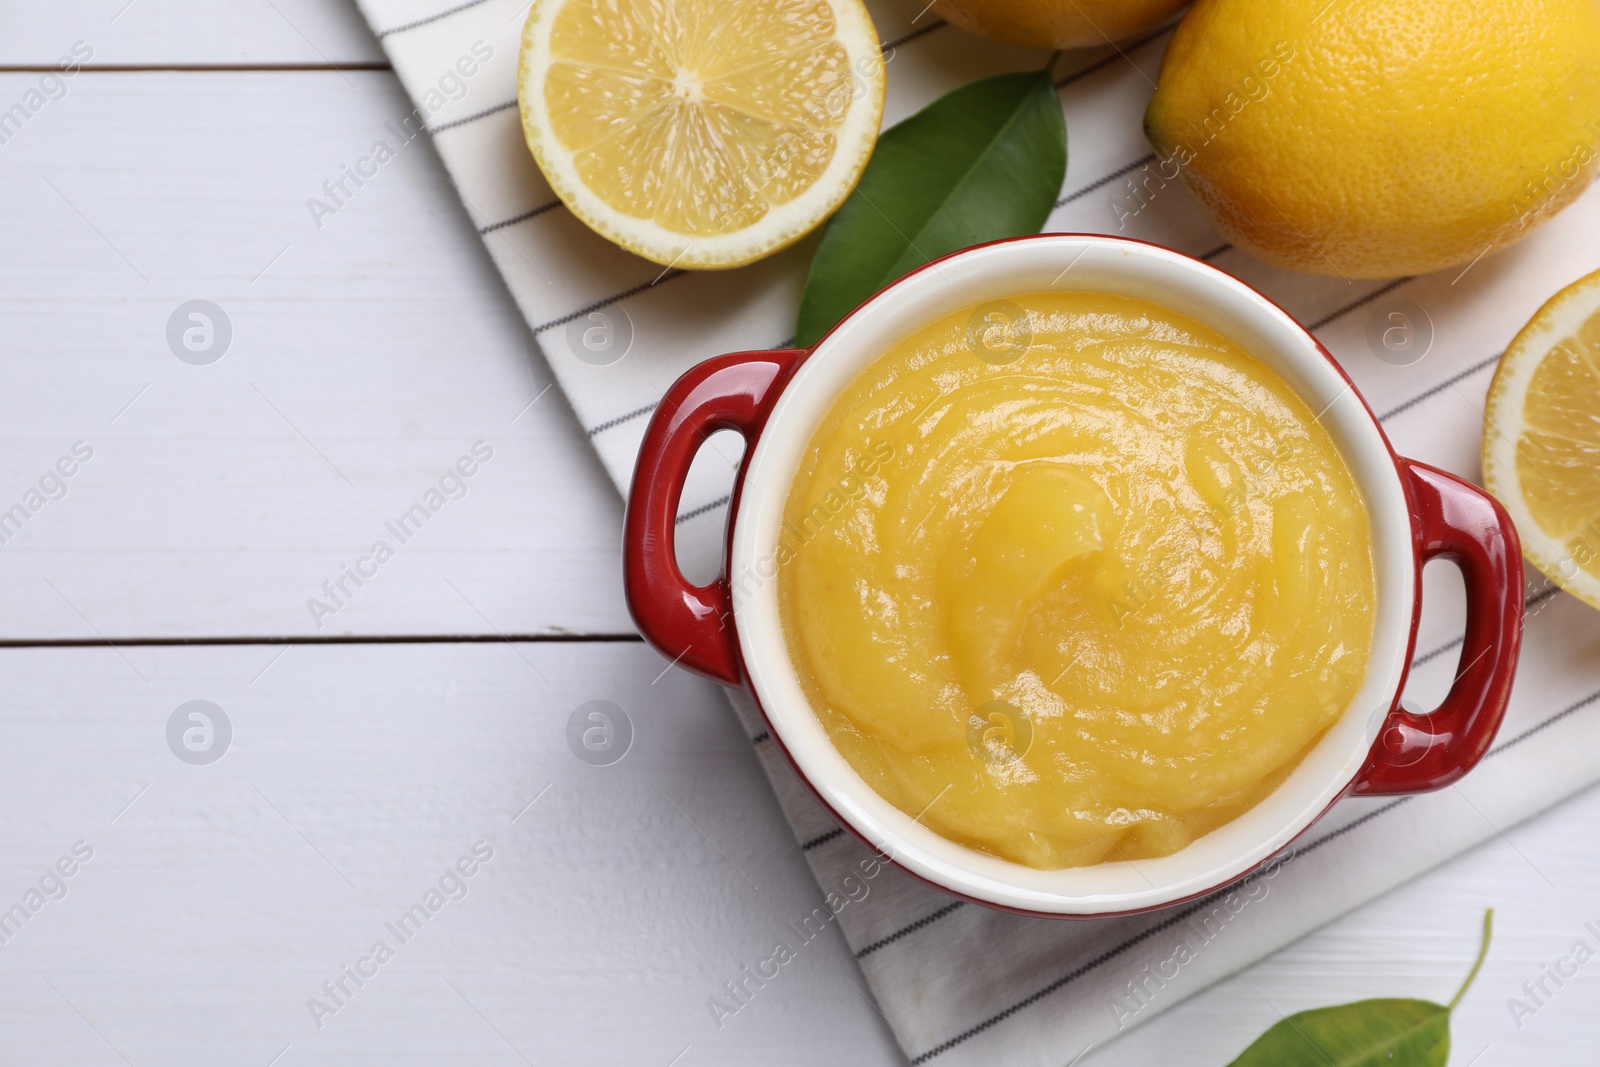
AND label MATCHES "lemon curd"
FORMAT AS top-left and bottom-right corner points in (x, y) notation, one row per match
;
(777, 291), (1377, 870)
